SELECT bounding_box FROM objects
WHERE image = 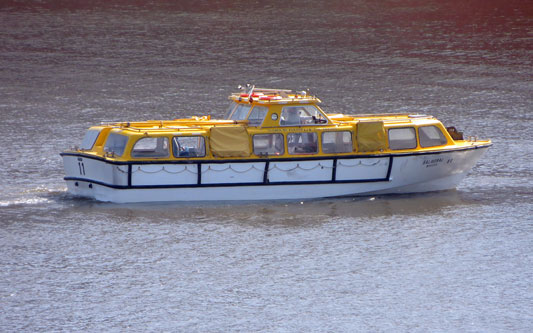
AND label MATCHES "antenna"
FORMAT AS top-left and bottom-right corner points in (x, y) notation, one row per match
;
(247, 84), (255, 102)
(247, 84), (255, 95)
